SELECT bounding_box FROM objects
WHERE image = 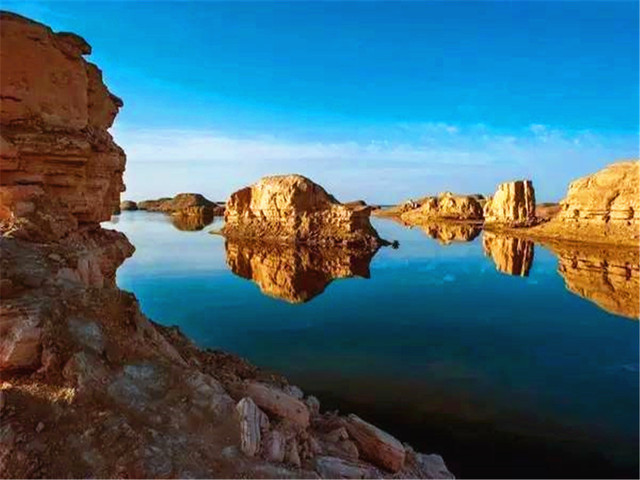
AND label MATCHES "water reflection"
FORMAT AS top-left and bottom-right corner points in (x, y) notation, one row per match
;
(550, 242), (640, 320)
(482, 232), (534, 276)
(420, 222), (482, 245)
(170, 210), (215, 231)
(225, 240), (378, 303)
